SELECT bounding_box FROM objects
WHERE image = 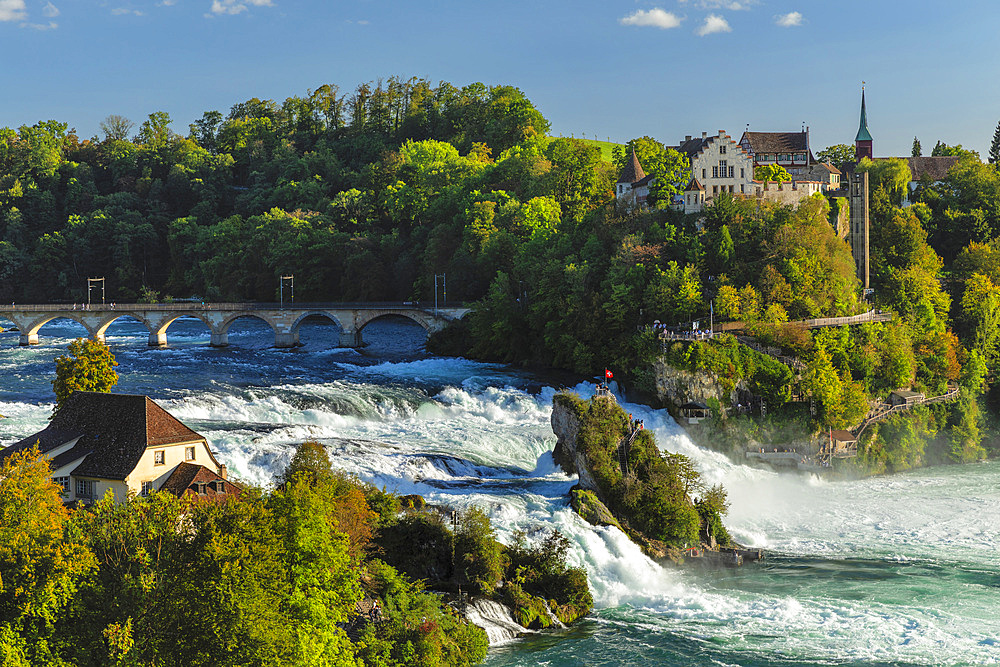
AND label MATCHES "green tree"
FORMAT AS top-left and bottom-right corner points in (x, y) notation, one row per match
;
(615, 136), (690, 207)
(754, 163), (791, 182)
(454, 507), (505, 596)
(0, 446), (94, 665)
(816, 144), (856, 167)
(912, 136), (922, 157)
(52, 338), (119, 412)
(990, 120), (1000, 165)
(278, 440), (334, 487)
